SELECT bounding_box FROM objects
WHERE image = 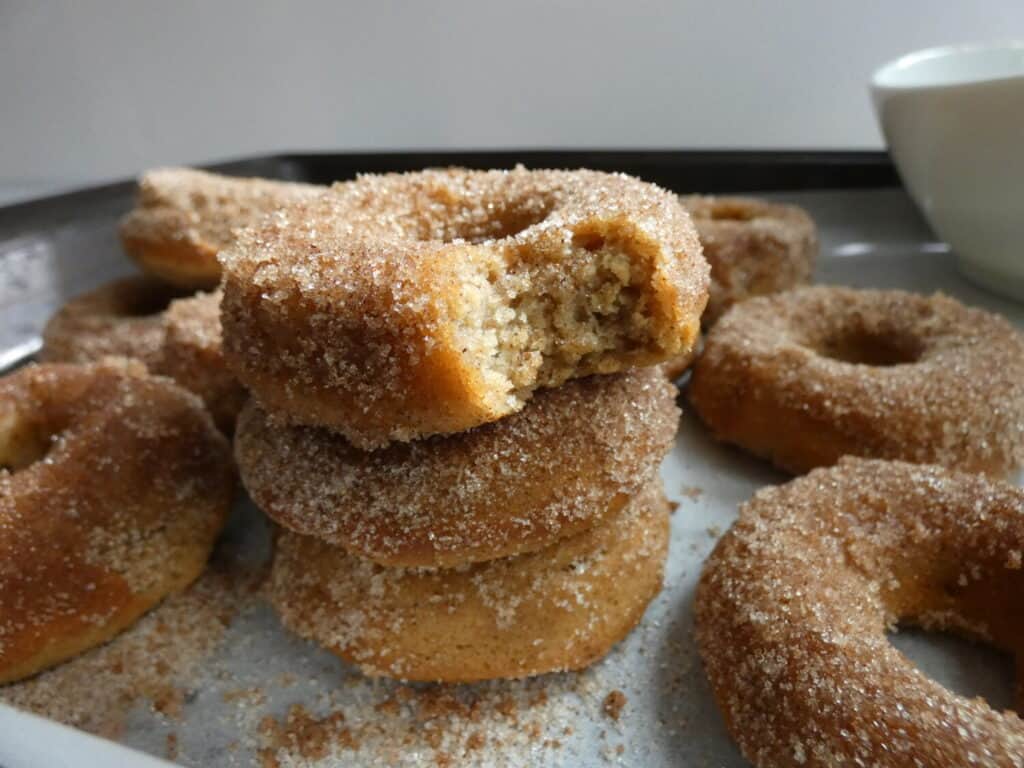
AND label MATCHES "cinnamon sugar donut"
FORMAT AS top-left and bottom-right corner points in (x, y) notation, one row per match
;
(689, 286), (1024, 477)
(662, 335), (701, 380)
(680, 195), (817, 325)
(119, 167), (320, 289)
(0, 359), (234, 684)
(267, 480), (669, 683)
(696, 458), (1024, 767)
(39, 276), (188, 369)
(236, 367), (677, 568)
(220, 166), (708, 449)
(159, 290), (246, 433)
